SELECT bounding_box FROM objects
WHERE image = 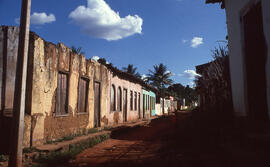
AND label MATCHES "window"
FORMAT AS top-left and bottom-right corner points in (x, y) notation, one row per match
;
(78, 77), (89, 113)
(147, 95), (149, 110)
(55, 72), (68, 115)
(117, 87), (122, 111)
(134, 92), (137, 110)
(130, 91), (133, 110)
(111, 85), (116, 111)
